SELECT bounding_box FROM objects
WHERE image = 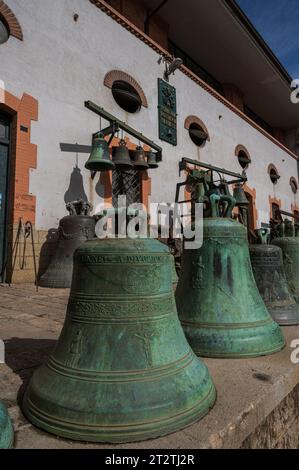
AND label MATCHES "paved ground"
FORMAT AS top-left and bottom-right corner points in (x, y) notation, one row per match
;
(1, 283), (299, 449)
